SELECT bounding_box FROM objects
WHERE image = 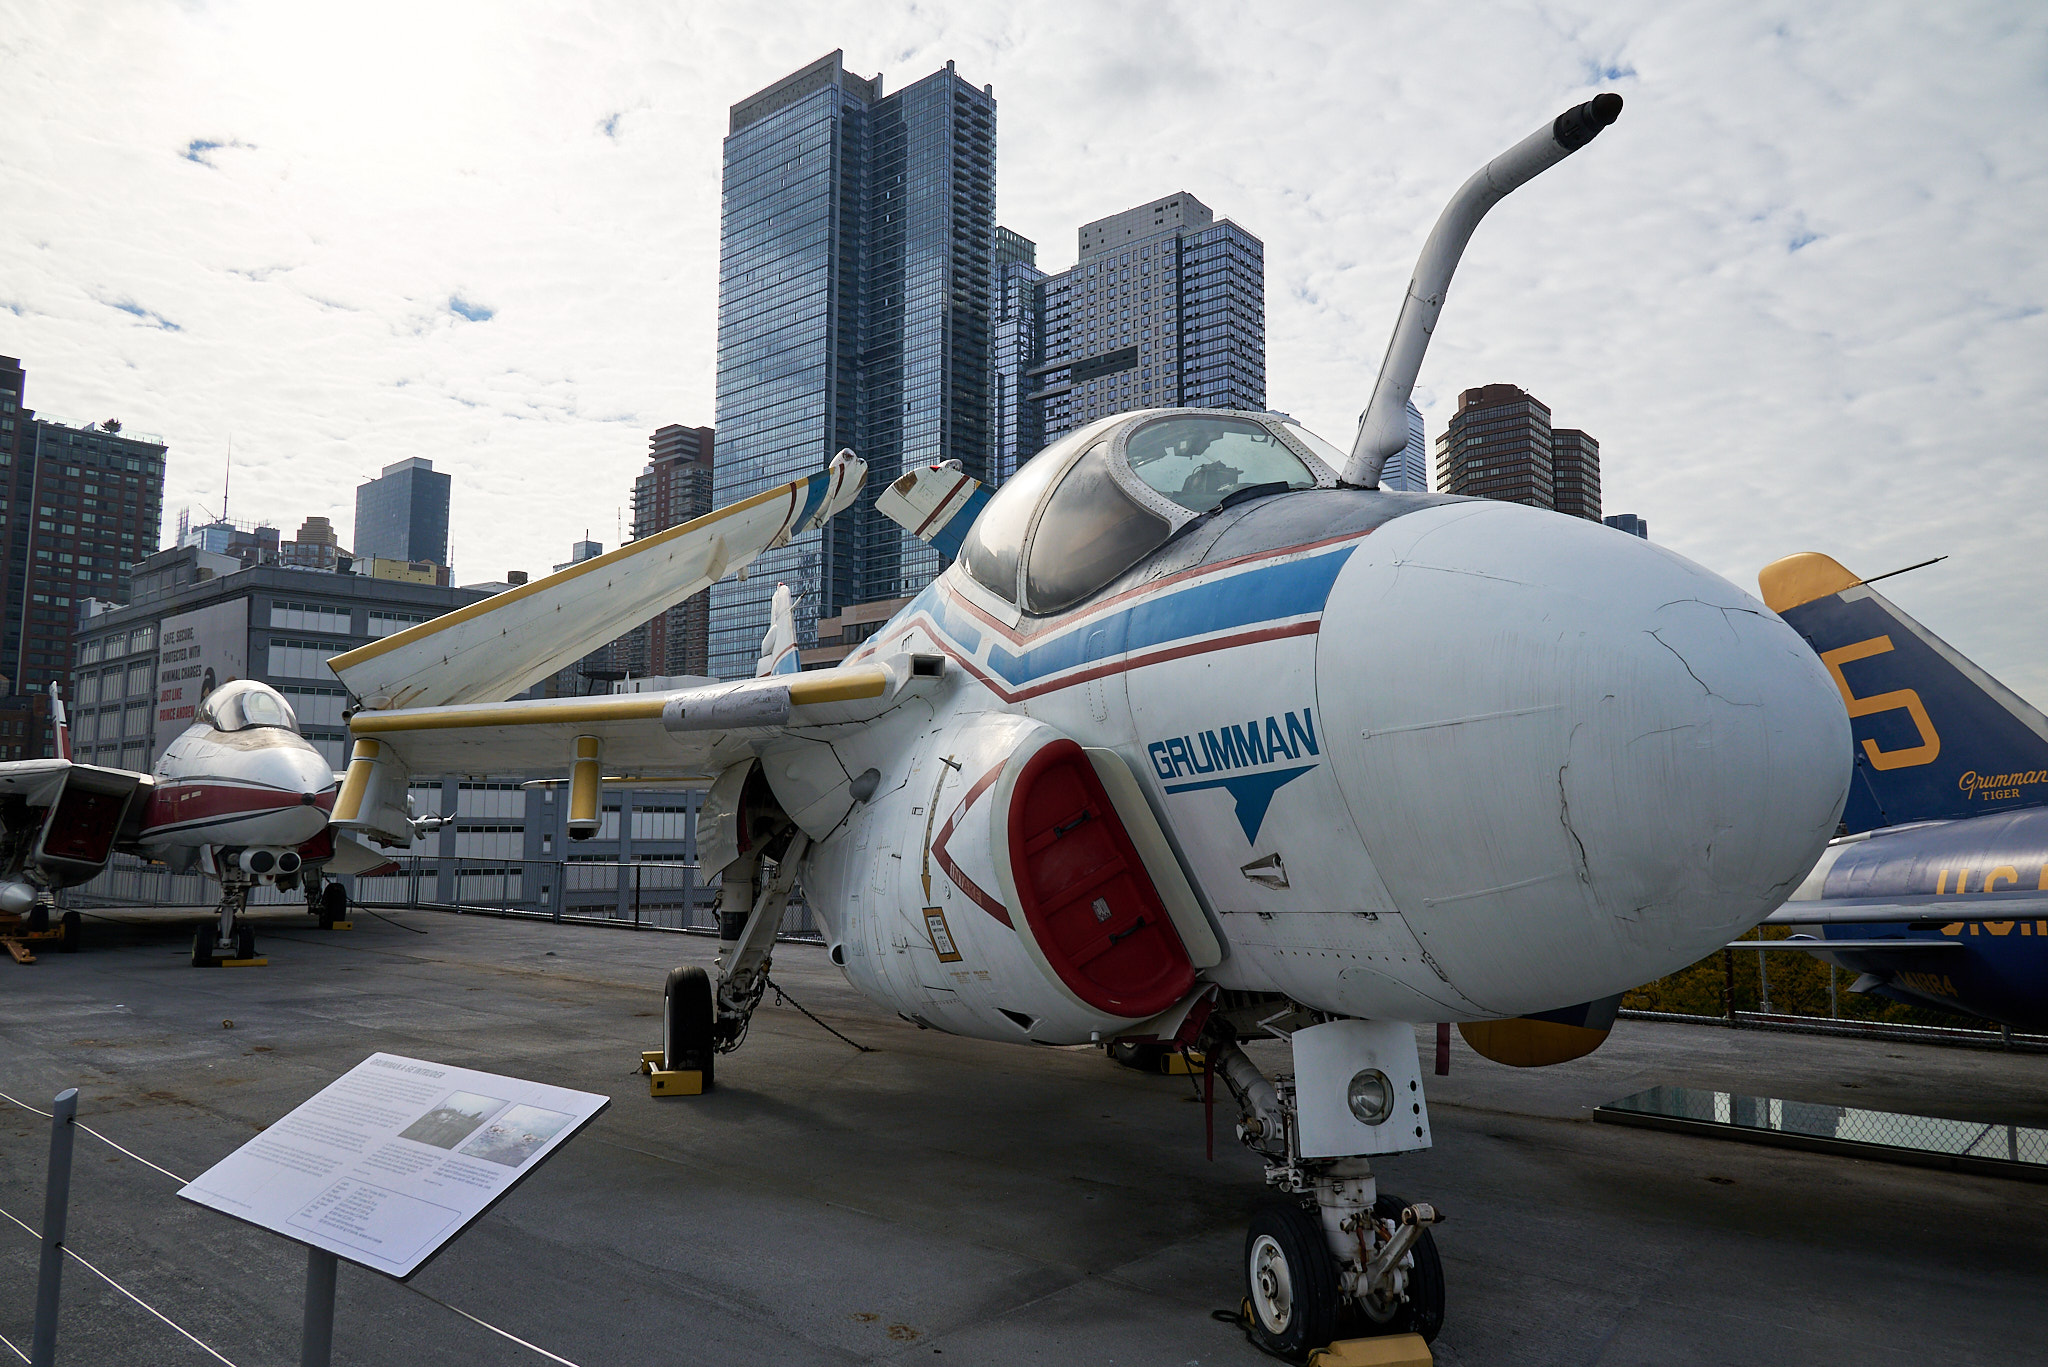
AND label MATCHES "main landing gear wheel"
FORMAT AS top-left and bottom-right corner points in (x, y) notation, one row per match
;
(1108, 1039), (1168, 1073)
(317, 883), (348, 928)
(59, 911), (80, 954)
(1244, 1197), (1340, 1360)
(235, 925), (257, 961)
(192, 923), (217, 967)
(1353, 1192), (1445, 1344)
(663, 966), (716, 1089)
